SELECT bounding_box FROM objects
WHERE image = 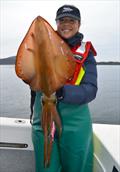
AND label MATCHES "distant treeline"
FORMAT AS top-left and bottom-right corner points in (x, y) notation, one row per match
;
(97, 61), (120, 65)
(0, 56), (120, 65)
(0, 56), (16, 65)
